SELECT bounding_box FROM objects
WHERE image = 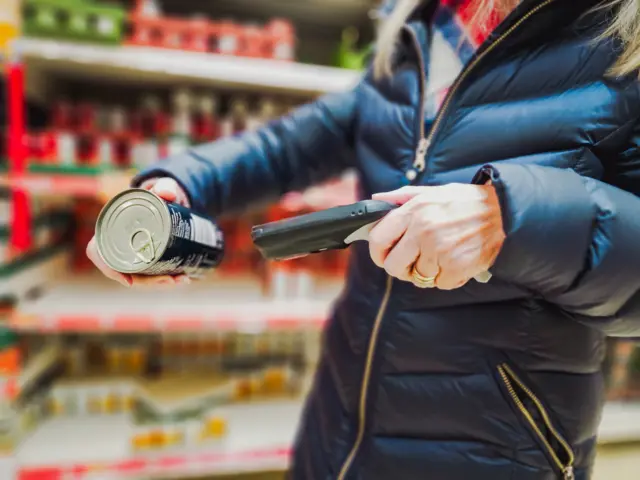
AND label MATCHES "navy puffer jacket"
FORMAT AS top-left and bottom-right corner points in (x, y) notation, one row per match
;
(135, 0), (640, 478)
